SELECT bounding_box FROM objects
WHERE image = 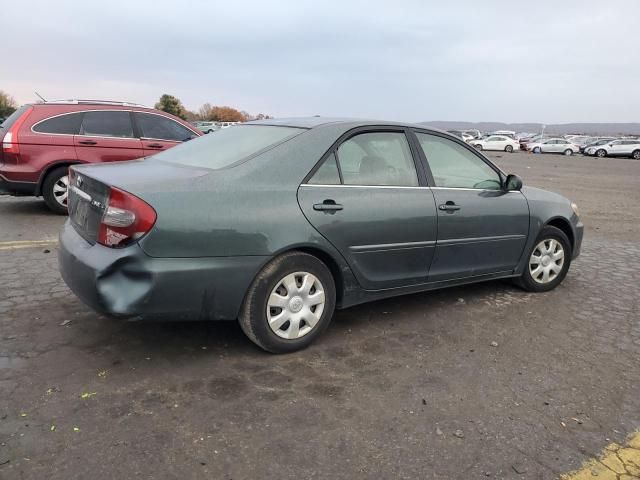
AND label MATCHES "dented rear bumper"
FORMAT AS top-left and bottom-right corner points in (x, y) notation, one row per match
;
(58, 221), (268, 321)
